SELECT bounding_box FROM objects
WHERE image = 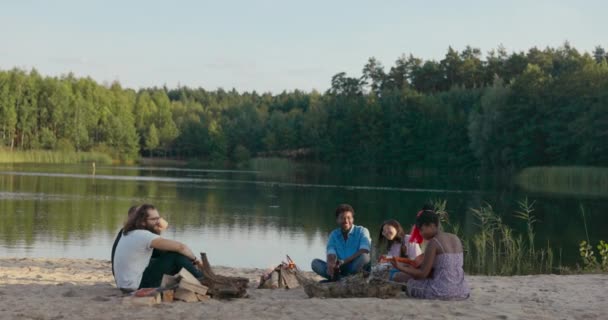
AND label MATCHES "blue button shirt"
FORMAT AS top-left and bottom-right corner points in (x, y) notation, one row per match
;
(326, 225), (371, 259)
